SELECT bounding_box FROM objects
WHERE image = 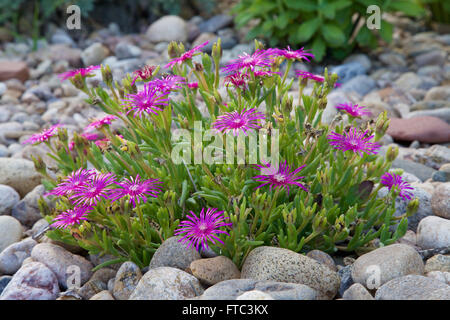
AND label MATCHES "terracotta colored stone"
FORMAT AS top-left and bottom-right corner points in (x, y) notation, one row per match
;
(387, 116), (450, 143)
(0, 61), (29, 82)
